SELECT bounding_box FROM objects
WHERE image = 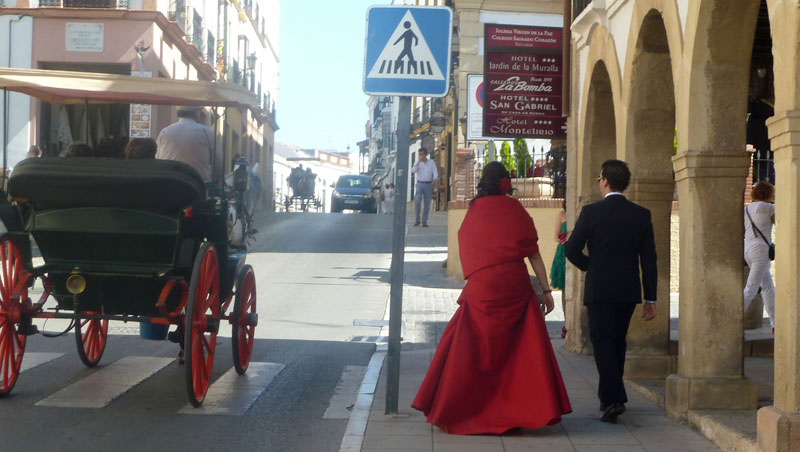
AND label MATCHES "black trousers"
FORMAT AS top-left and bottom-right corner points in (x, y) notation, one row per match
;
(586, 303), (637, 406)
